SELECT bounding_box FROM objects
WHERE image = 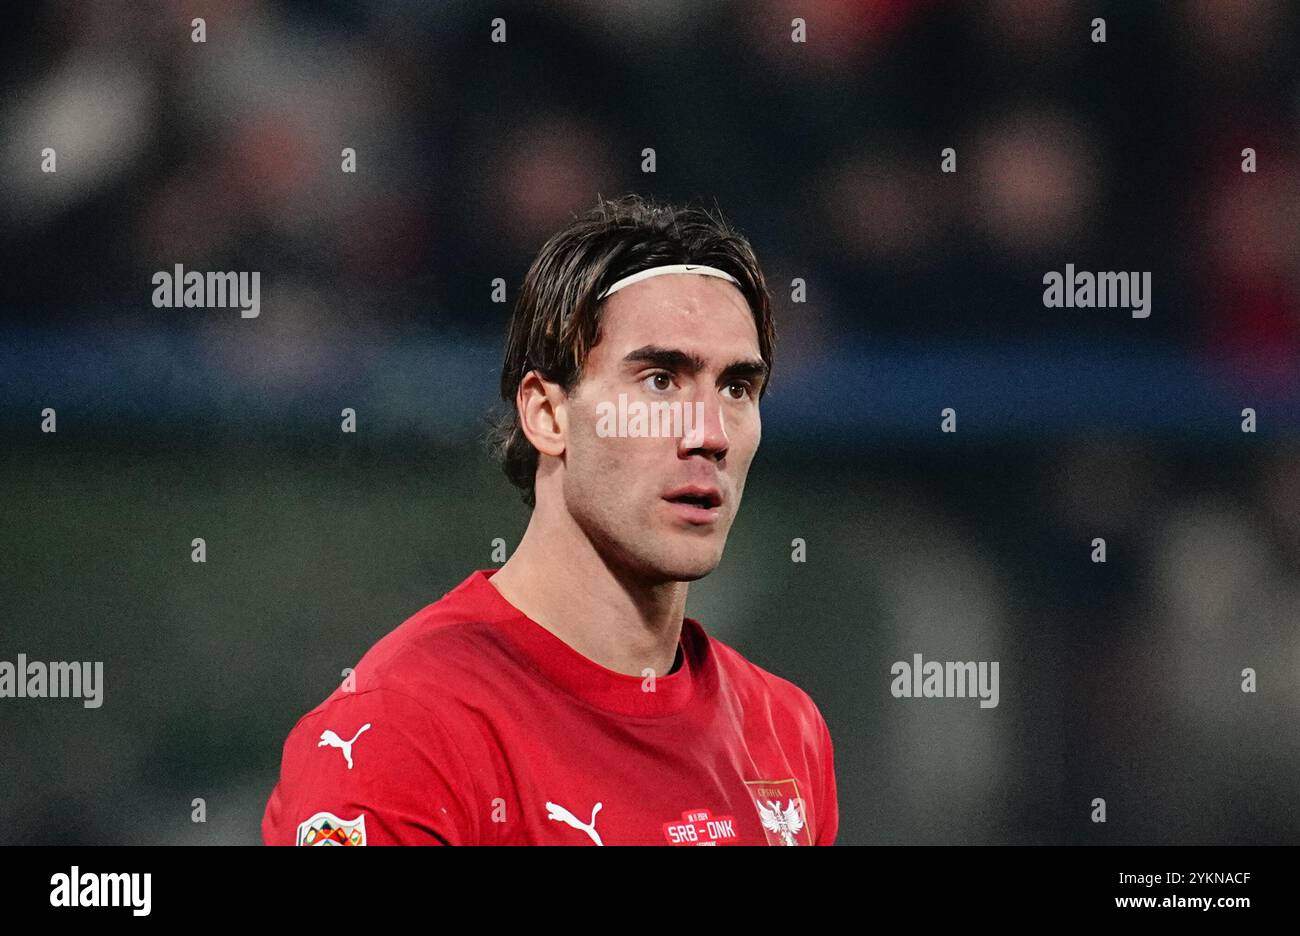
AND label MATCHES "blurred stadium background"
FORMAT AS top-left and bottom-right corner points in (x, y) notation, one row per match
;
(2, 0), (1299, 844)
